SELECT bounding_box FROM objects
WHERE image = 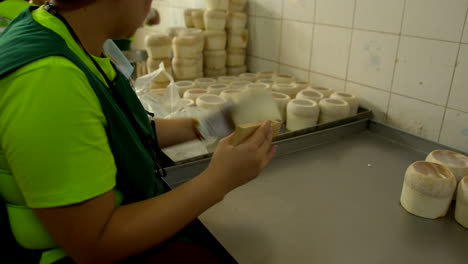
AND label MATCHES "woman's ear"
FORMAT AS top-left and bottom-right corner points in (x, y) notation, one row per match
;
(146, 8), (160, 26)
